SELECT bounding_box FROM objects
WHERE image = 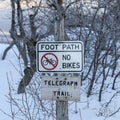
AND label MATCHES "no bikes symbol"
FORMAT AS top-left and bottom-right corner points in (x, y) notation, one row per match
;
(41, 53), (58, 70)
